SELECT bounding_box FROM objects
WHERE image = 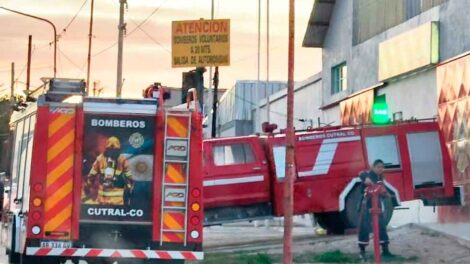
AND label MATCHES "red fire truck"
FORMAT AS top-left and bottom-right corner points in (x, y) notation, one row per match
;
(203, 120), (464, 233)
(1, 79), (204, 264)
